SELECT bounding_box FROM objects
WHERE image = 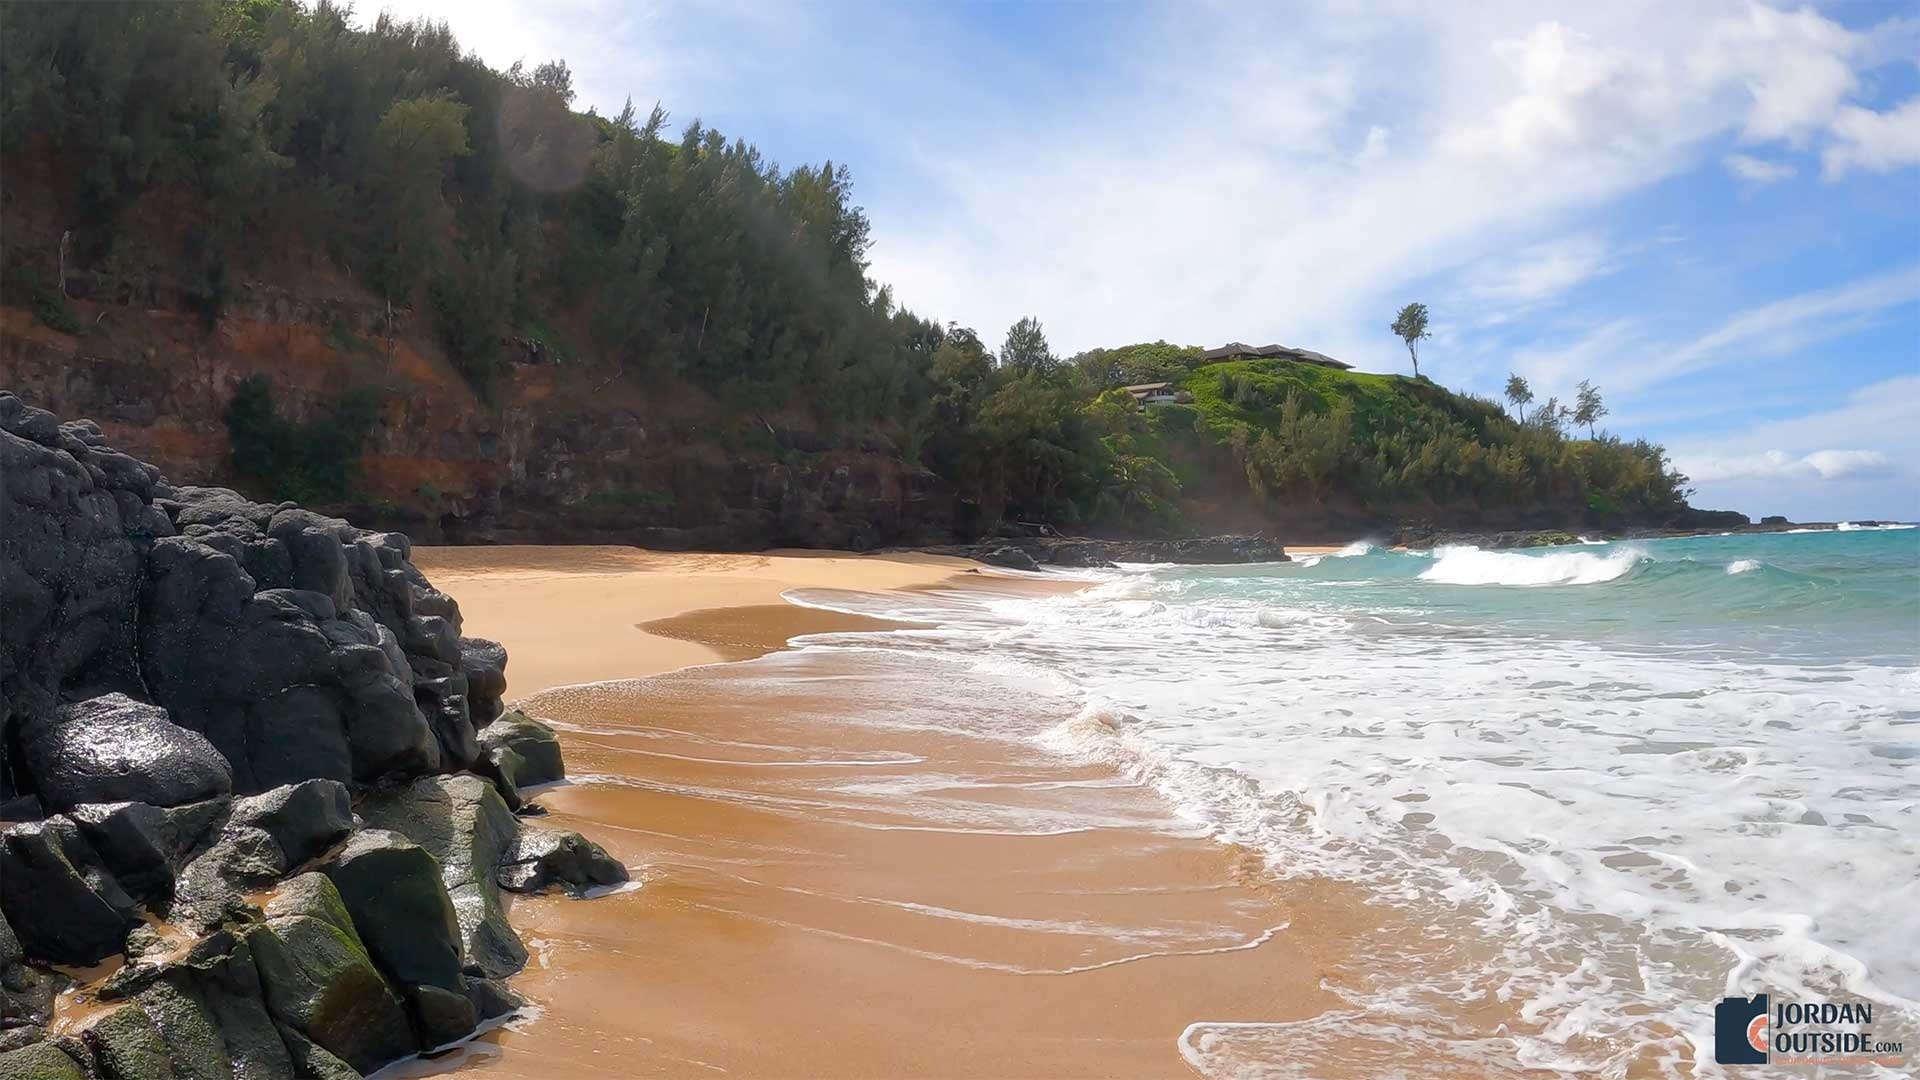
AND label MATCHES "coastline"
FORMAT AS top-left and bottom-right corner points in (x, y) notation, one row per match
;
(403, 544), (1373, 1078)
